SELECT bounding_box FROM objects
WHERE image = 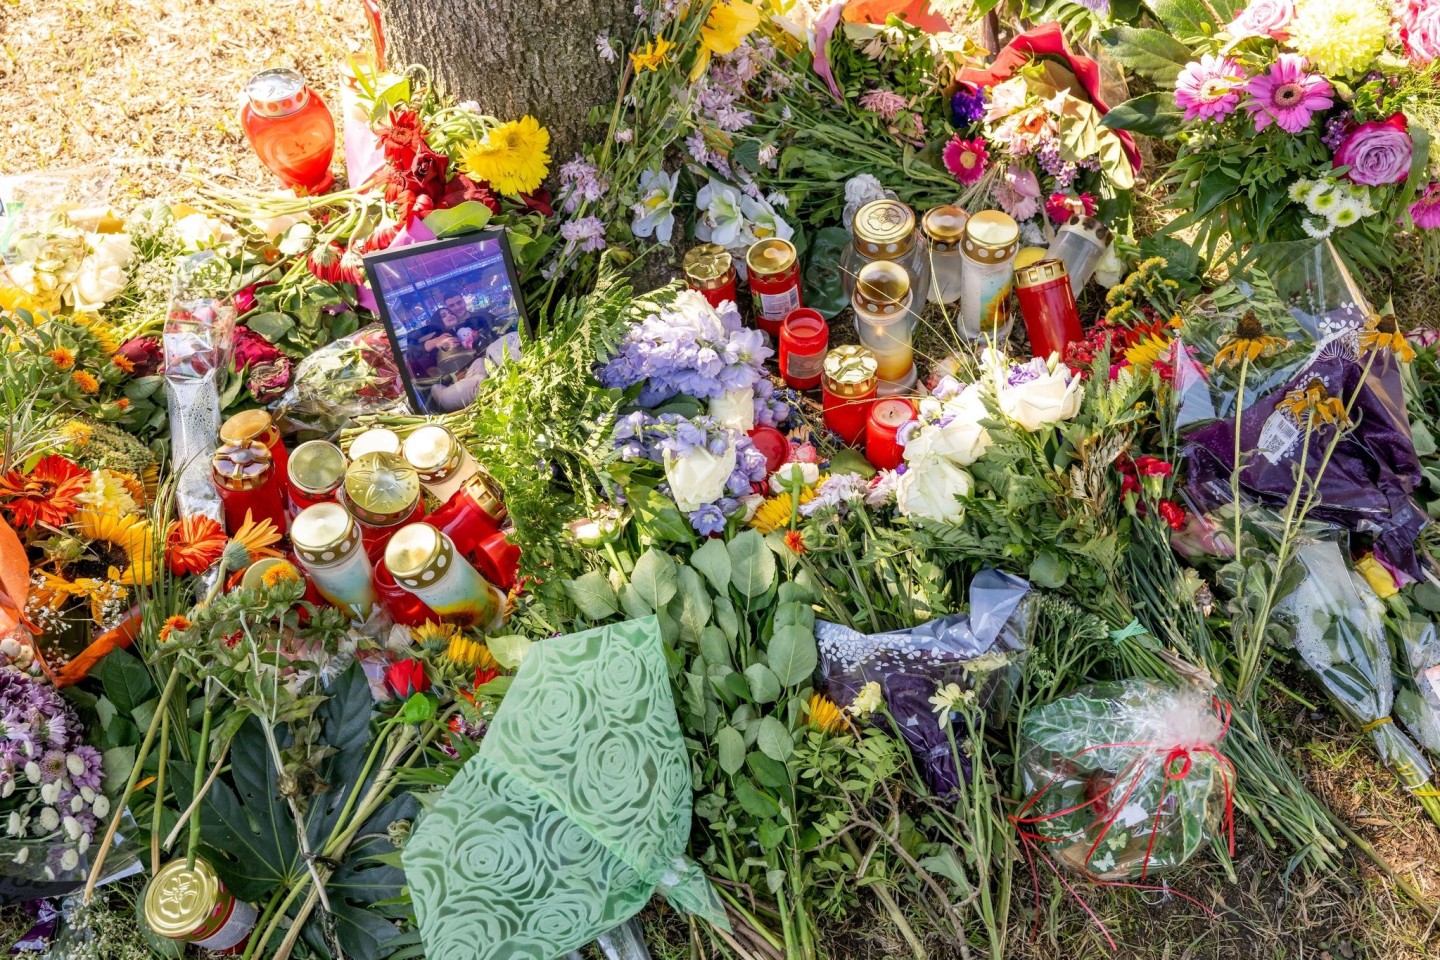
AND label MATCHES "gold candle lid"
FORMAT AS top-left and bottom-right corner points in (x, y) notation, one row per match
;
(822, 345), (878, 398)
(852, 261), (912, 317)
(745, 238), (797, 278)
(402, 425), (464, 483)
(291, 502), (360, 565)
(464, 472), (508, 523)
(852, 199), (916, 259)
(219, 409), (276, 447)
(385, 522), (458, 588)
(348, 427), (402, 459)
(1014, 246), (1049, 270)
(144, 857), (223, 938)
(683, 243), (734, 290)
(288, 440), (347, 496)
(344, 452), (421, 525)
(962, 210), (1020, 263)
(921, 205), (969, 252)
(212, 440), (274, 491)
(1016, 258), (1071, 290)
